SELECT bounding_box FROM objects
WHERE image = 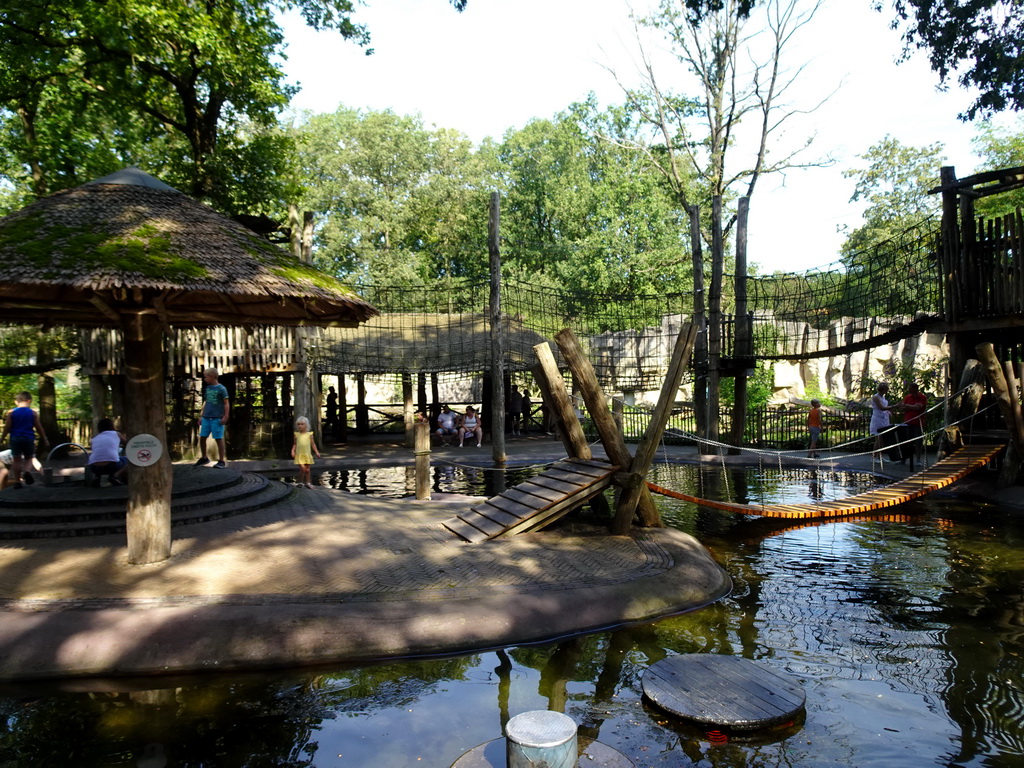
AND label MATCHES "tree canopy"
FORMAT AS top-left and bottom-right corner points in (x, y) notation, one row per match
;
(678, 0), (1024, 121)
(0, 0), (465, 214)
